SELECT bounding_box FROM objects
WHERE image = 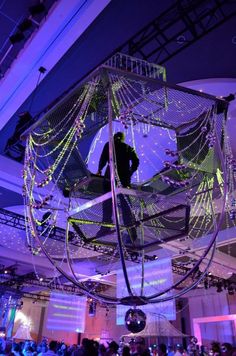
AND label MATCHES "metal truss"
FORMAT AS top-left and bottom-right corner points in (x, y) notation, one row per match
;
(118, 0), (236, 64)
(0, 272), (84, 295)
(0, 208), (157, 263)
(1, 208), (234, 295)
